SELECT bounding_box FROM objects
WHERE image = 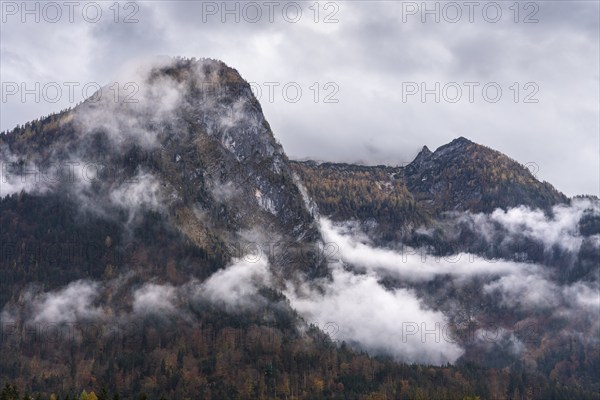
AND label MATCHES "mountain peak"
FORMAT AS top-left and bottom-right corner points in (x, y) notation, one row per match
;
(410, 145), (433, 167)
(147, 57), (246, 88)
(3, 55), (323, 277)
(442, 136), (474, 150)
(452, 136), (472, 144)
(405, 136), (567, 212)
